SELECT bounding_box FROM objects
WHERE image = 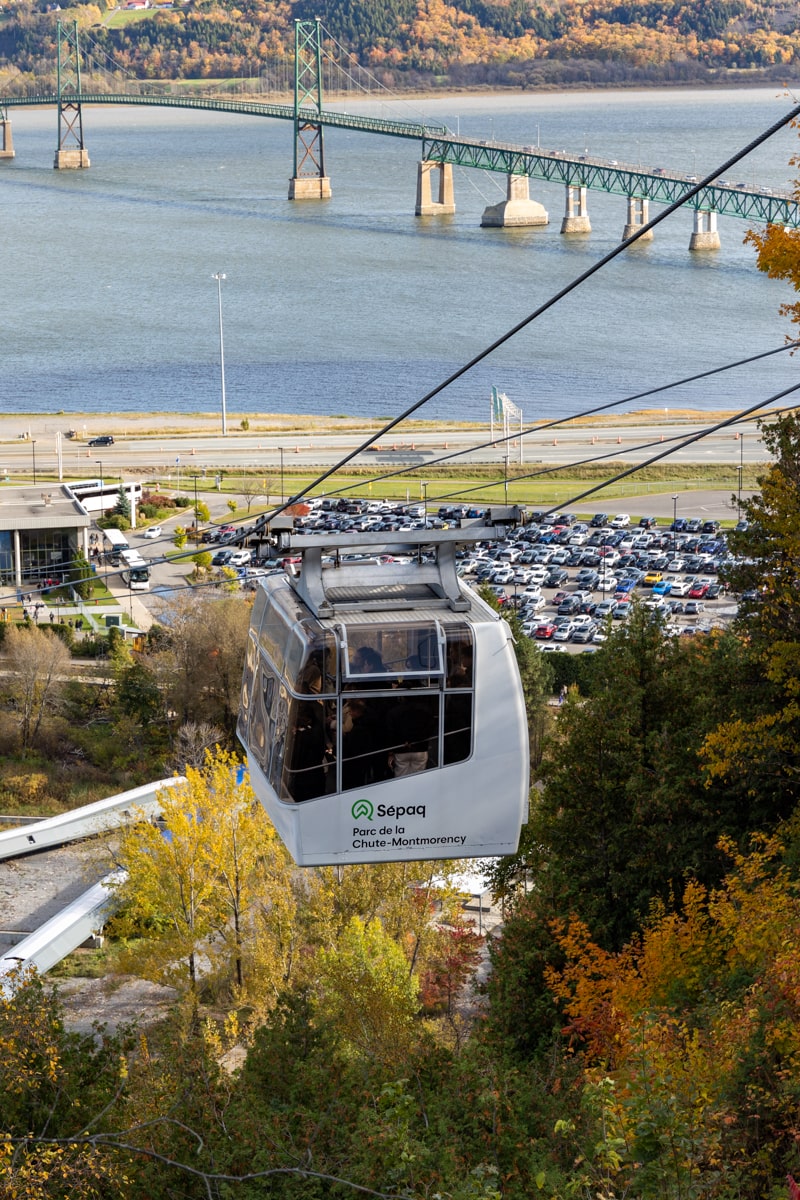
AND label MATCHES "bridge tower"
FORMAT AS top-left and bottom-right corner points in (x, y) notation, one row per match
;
(55, 20), (90, 170)
(288, 19), (331, 200)
(0, 101), (13, 160)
